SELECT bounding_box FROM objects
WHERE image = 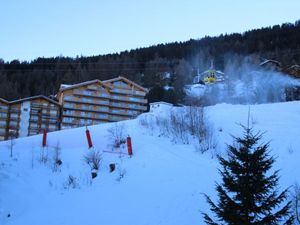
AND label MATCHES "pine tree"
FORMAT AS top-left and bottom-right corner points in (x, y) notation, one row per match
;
(203, 126), (294, 225)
